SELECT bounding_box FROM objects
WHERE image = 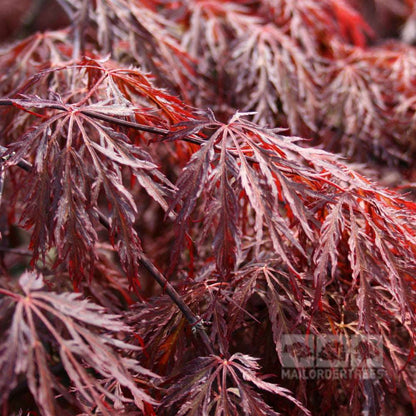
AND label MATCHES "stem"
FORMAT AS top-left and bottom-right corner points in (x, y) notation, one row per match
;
(81, 109), (169, 135)
(0, 99), (205, 146)
(96, 211), (214, 354)
(139, 254), (214, 354)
